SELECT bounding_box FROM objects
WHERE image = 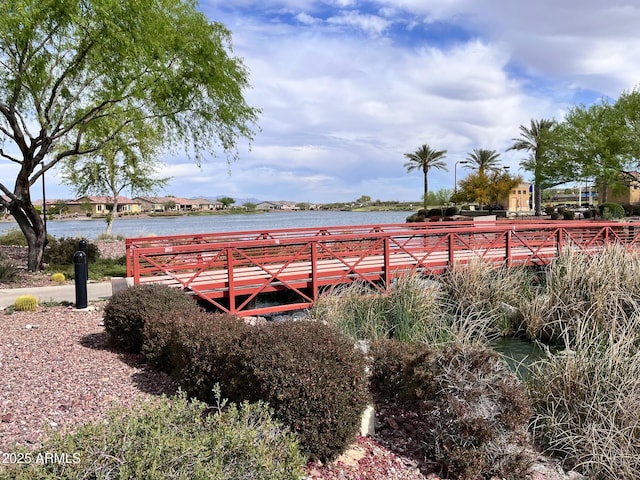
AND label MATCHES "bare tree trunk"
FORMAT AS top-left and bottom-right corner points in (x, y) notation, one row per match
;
(105, 200), (119, 235)
(10, 197), (48, 271)
(423, 171), (429, 210)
